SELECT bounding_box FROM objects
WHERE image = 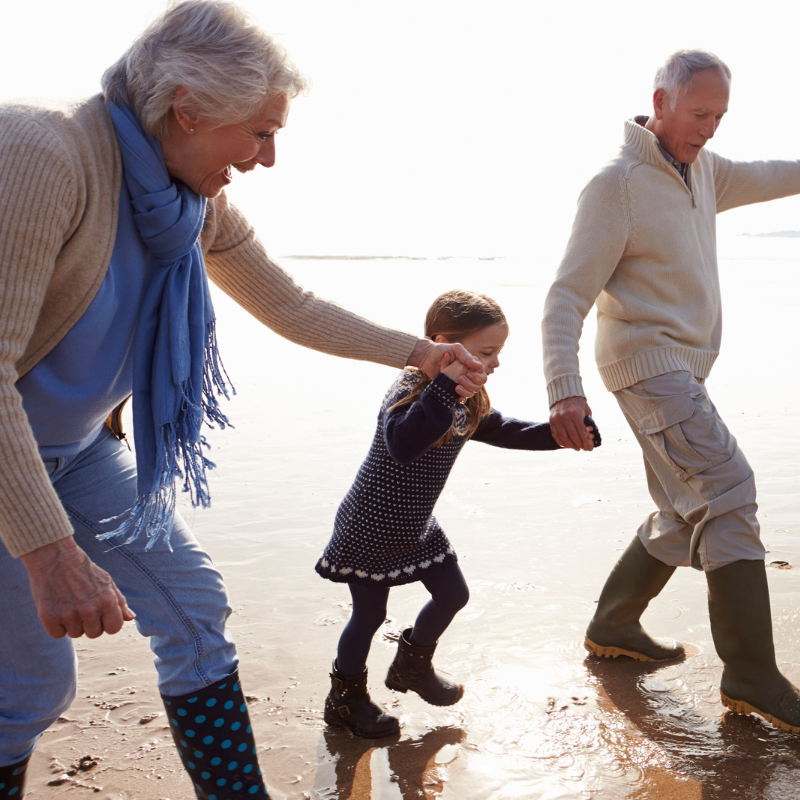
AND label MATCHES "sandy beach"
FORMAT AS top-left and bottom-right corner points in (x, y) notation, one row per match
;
(23, 237), (800, 799)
